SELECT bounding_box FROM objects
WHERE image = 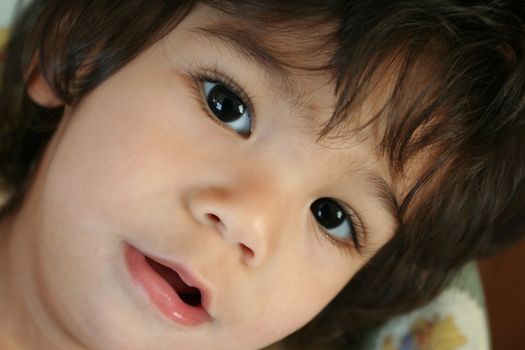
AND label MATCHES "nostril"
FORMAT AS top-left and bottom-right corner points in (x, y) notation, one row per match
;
(204, 213), (256, 260)
(206, 213), (221, 224)
(205, 213), (227, 233)
(240, 243), (255, 258)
